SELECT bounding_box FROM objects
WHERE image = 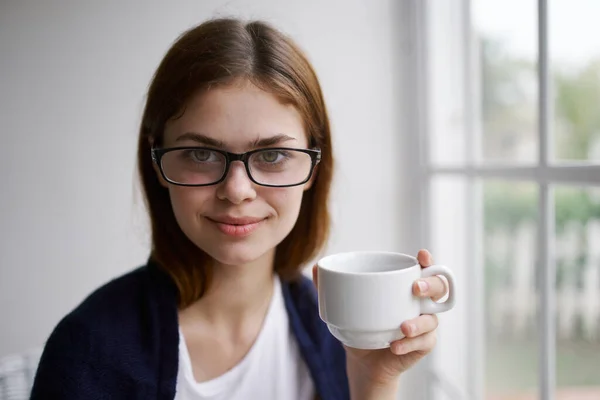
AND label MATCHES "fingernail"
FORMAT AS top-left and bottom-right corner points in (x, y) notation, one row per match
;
(418, 280), (429, 293)
(392, 343), (403, 355)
